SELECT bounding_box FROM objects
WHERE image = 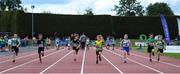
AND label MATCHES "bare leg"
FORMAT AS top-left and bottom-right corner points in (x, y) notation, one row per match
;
(12, 51), (15, 63)
(124, 51), (127, 63)
(96, 54), (99, 64)
(149, 53), (152, 62)
(39, 53), (42, 63)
